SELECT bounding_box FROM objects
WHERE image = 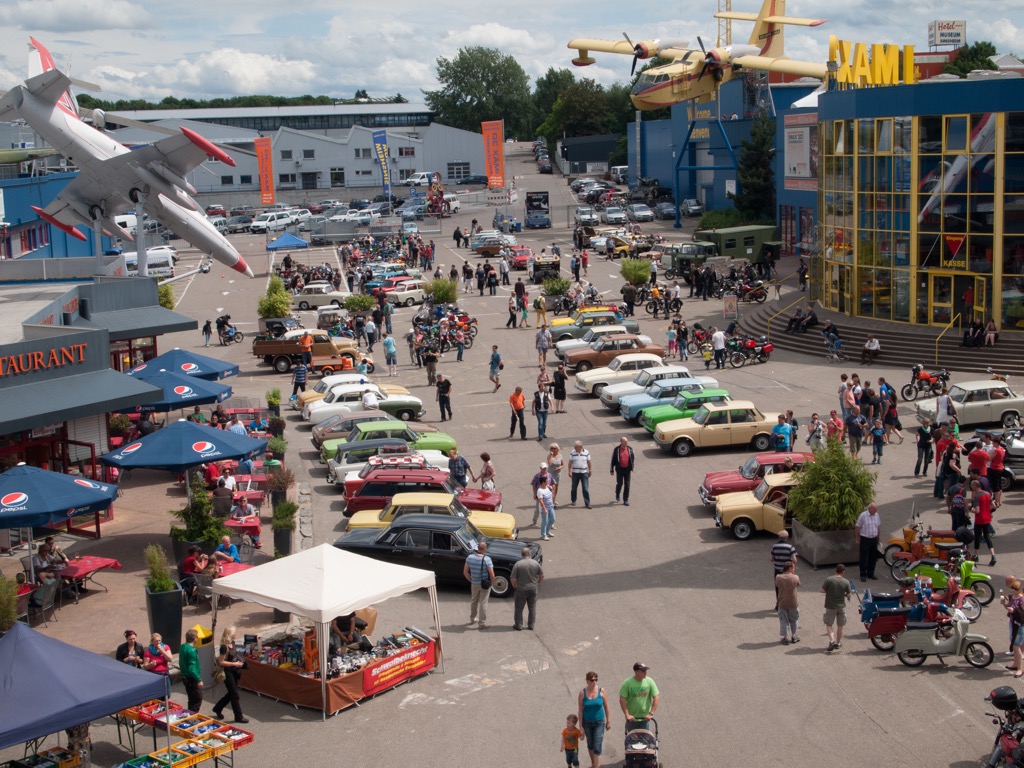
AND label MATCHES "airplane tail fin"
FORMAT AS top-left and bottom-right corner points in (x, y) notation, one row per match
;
(715, 0), (825, 58)
(28, 37), (80, 119)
